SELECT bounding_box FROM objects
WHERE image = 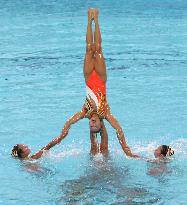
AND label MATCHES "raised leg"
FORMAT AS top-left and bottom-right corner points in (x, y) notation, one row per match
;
(84, 9), (95, 82)
(93, 10), (107, 83)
